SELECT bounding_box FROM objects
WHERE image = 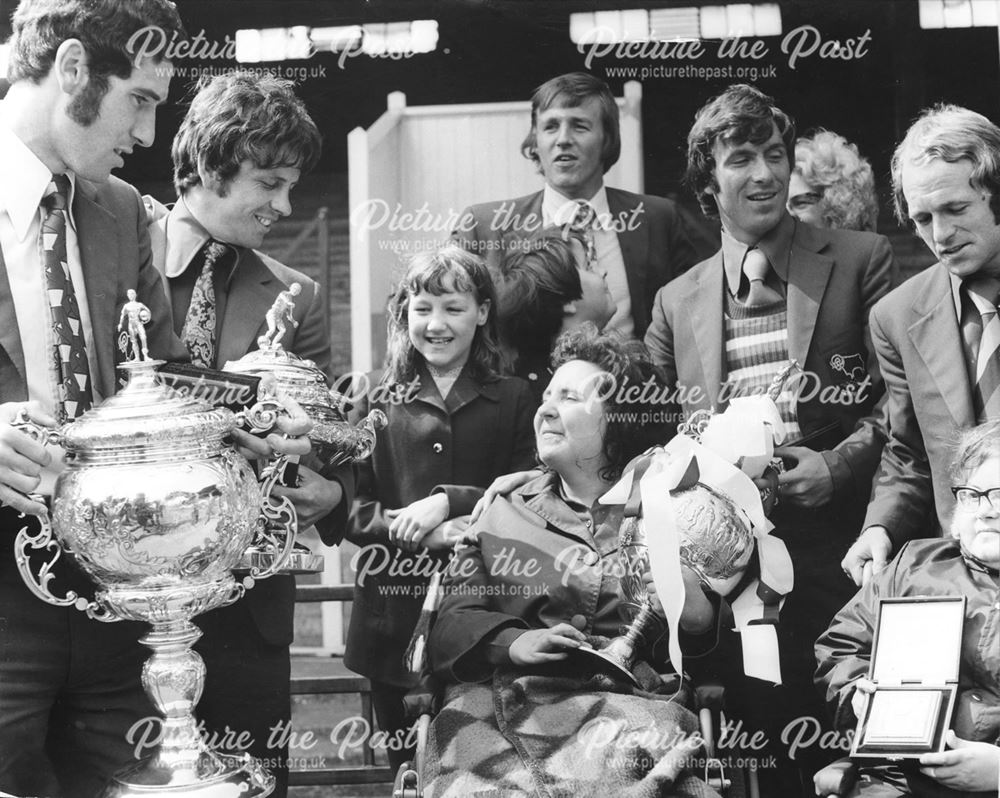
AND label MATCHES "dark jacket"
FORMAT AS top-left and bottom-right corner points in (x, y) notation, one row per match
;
(452, 187), (699, 339)
(344, 364), (537, 686)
